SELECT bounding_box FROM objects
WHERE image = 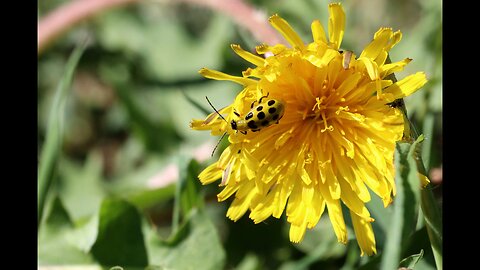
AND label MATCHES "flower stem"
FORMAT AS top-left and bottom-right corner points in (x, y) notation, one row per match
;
(386, 55), (442, 269)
